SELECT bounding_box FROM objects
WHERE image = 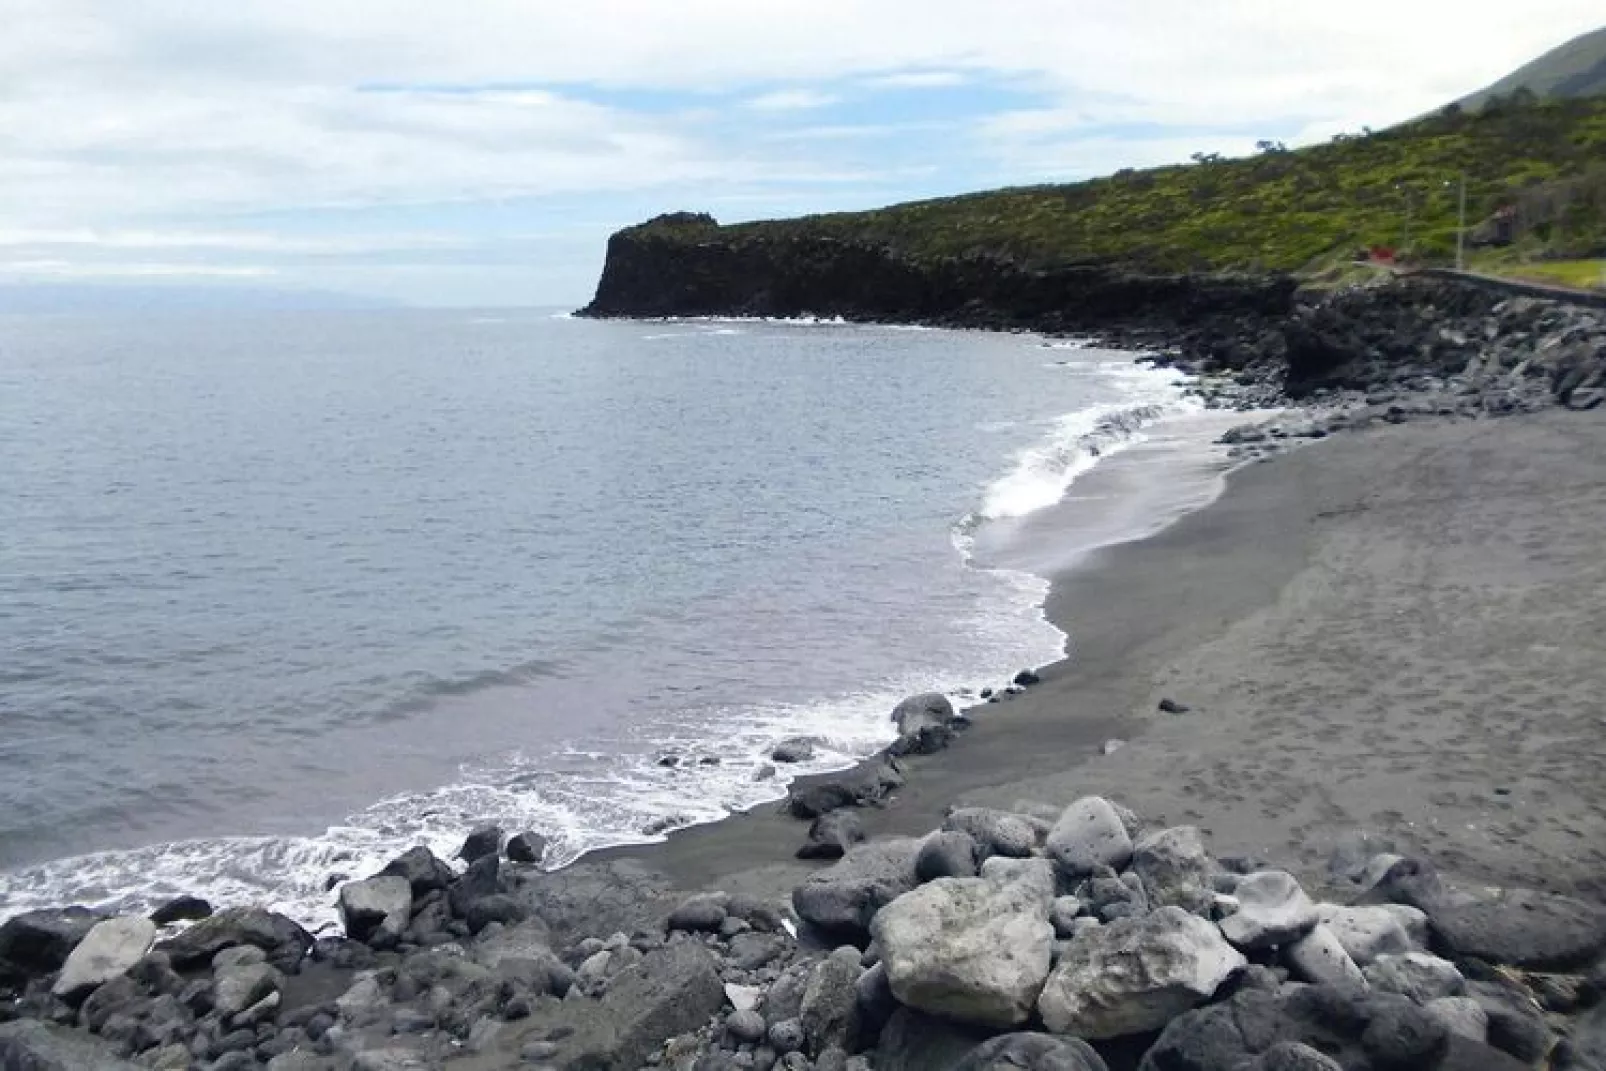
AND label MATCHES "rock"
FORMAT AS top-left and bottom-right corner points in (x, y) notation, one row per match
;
(875, 1008), (993, 1071)
(1129, 826), (1216, 914)
(1046, 797), (1132, 879)
(1158, 698), (1190, 714)
(728, 1008), (768, 1043)
(668, 893), (729, 933)
(915, 830), (980, 881)
(801, 947), (863, 1055)
(951, 1032), (1109, 1071)
(789, 783), (859, 820)
(0, 1019), (142, 1070)
(1361, 997), (1450, 1068)
(148, 896), (212, 926)
(854, 961), (898, 1042)
(506, 832), (547, 865)
(448, 853), (500, 918)
(727, 932), (787, 972)
(1314, 904), (1418, 966)
(725, 981), (764, 1012)
(942, 808), (1043, 860)
(768, 1018), (806, 1054)
(0, 906), (101, 984)
(1424, 996), (1488, 1042)
(1429, 886), (1606, 970)
(1050, 898), (1084, 939)
(1218, 871), (1318, 951)
(1037, 906), (1246, 1039)
(49, 916), (156, 1002)
(871, 866), (1055, 1028)
(1364, 952), (1465, 1003)
(793, 838), (922, 939)
(155, 907), (311, 968)
(378, 845), (456, 896)
(889, 693), (958, 756)
(798, 810), (867, 860)
(1468, 978), (1554, 1064)
(457, 824), (504, 863)
(1084, 874), (1148, 923)
(506, 858), (672, 945)
(1326, 831), (1396, 885)
(1013, 670), (1043, 688)
(212, 960), (282, 1018)
(1284, 924), (1365, 990)
(772, 738), (817, 764)
(1251, 1042), (1342, 1071)
(338, 875), (413, 945)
